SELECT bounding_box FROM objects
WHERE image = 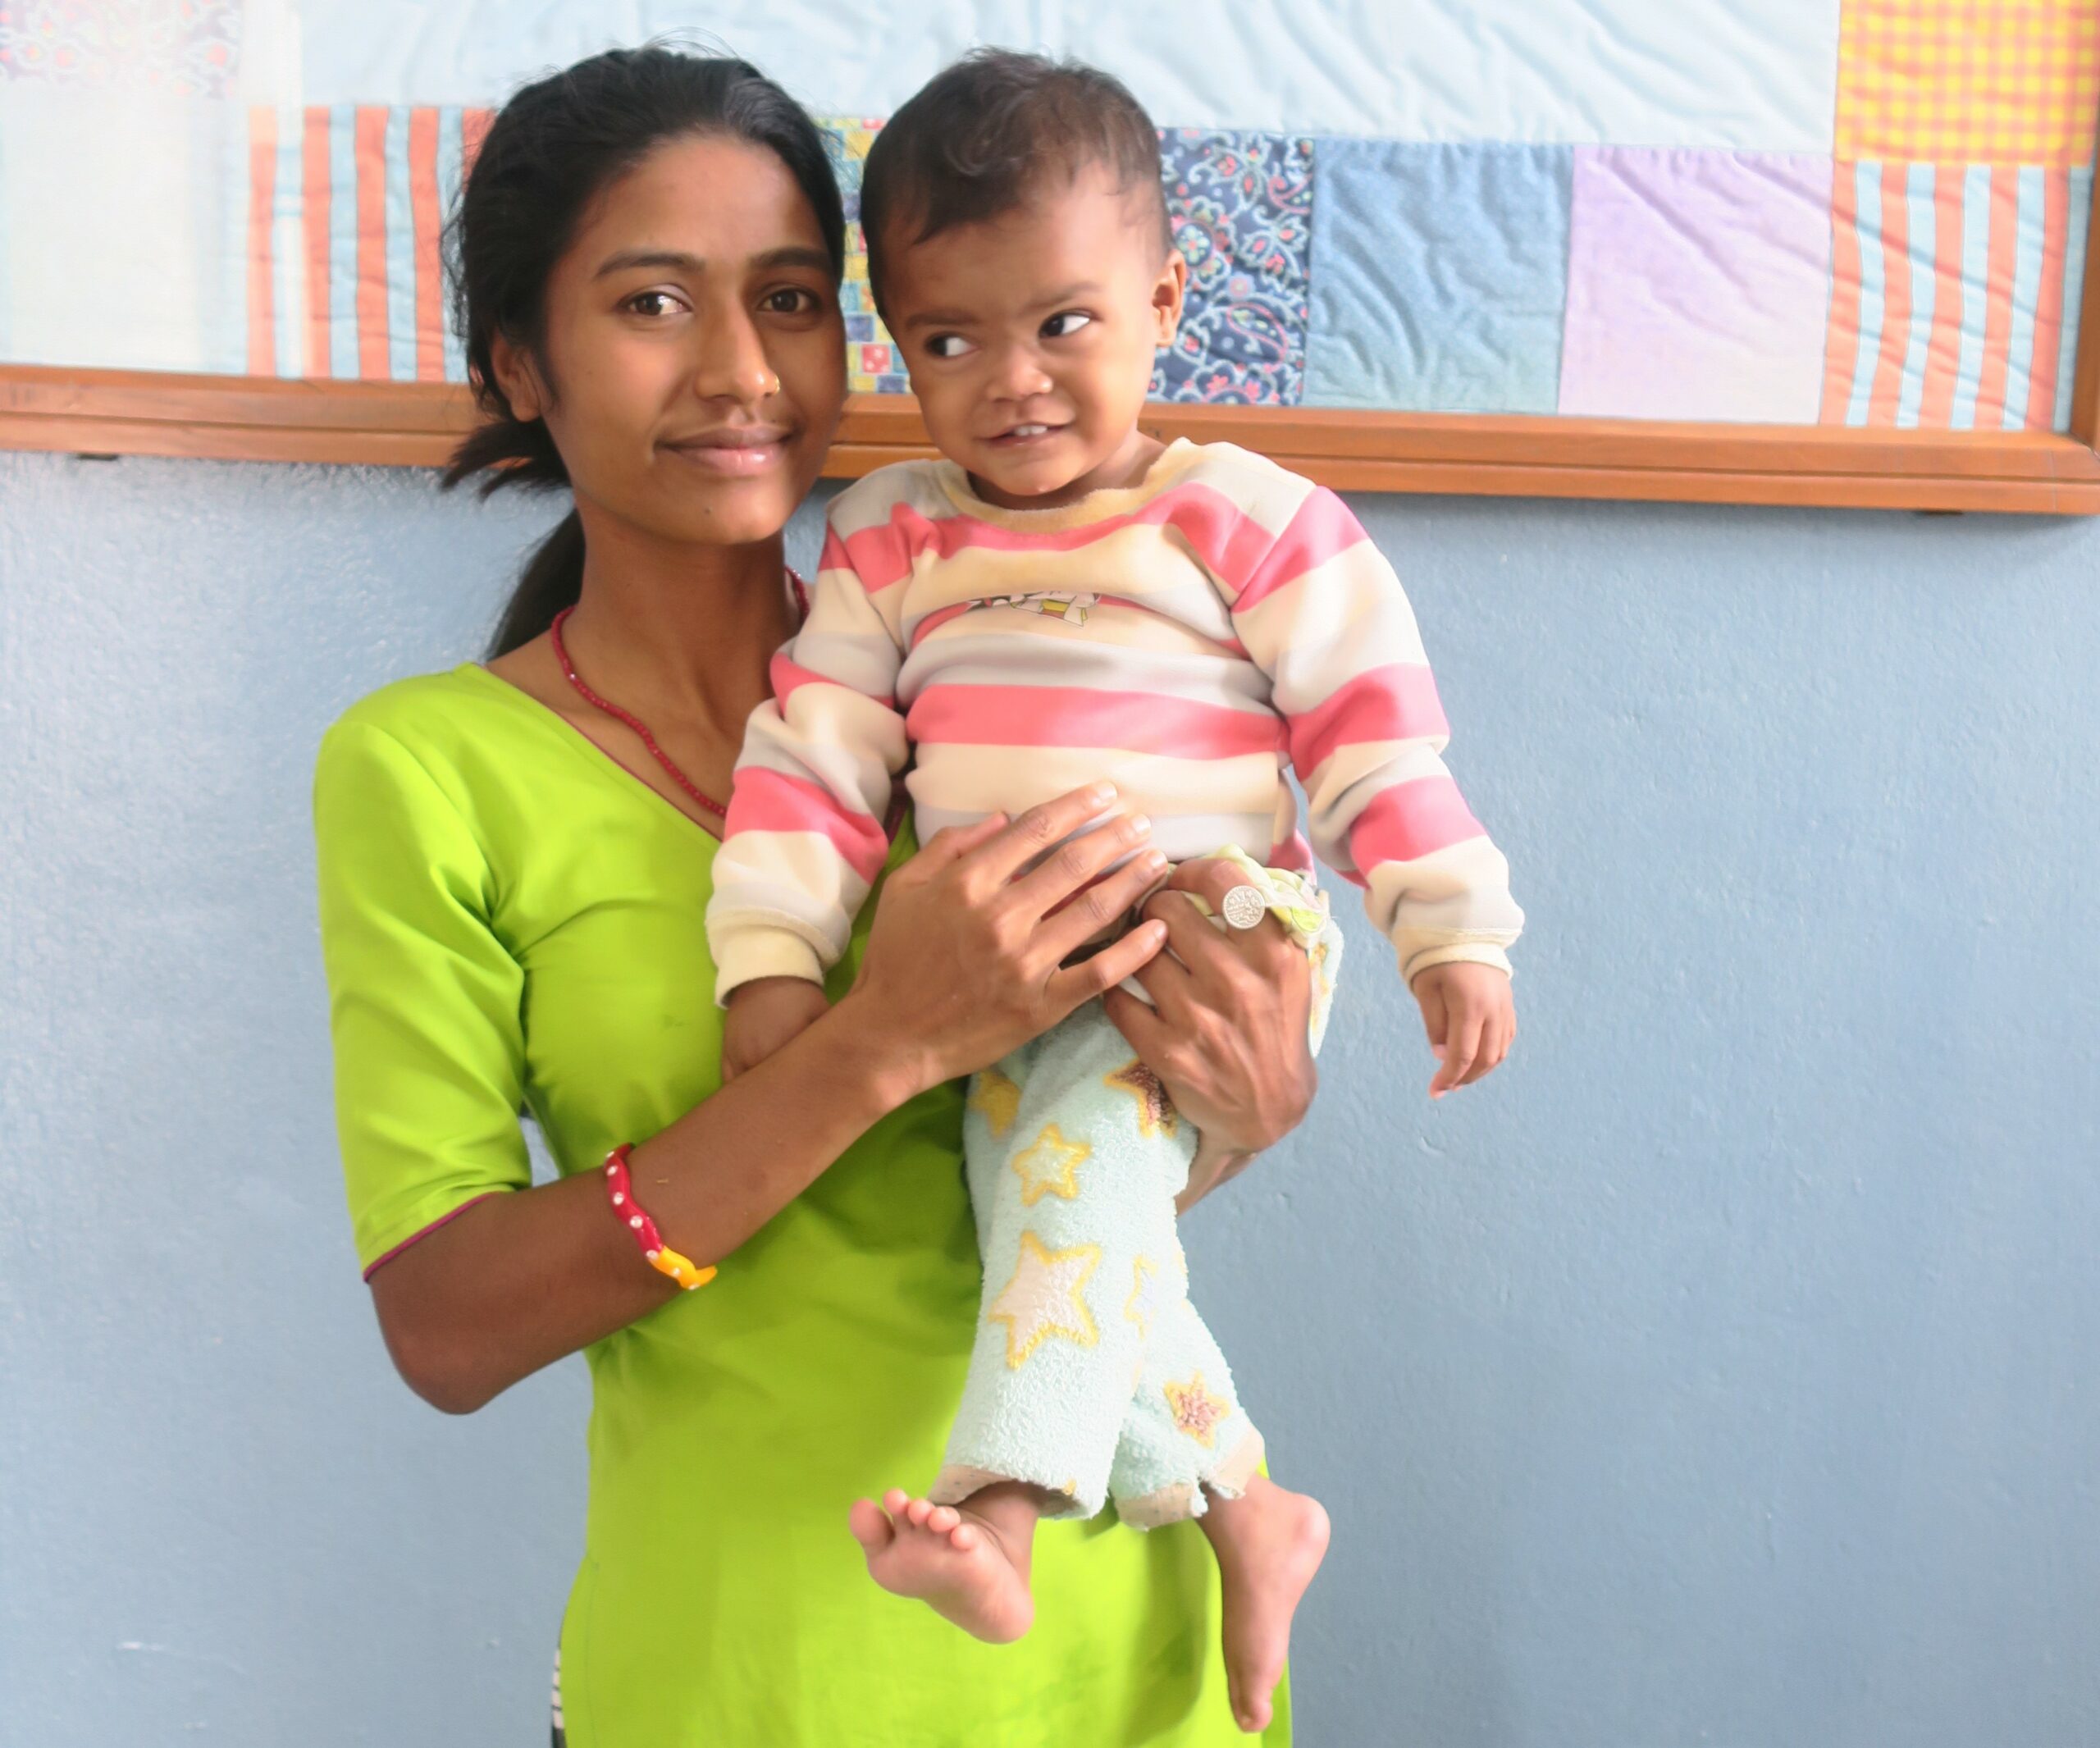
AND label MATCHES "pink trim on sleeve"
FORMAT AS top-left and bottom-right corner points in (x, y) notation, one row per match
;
(1349, 775), (1486, 869)
(1268, 829), (1315, 872)
(361, 1190), (504, 1281)
(1289, 663), (1449, 778)
(723, 765), (891, 885)
(1231, 487), (1371, 614)
(770, 650), (895, 710)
